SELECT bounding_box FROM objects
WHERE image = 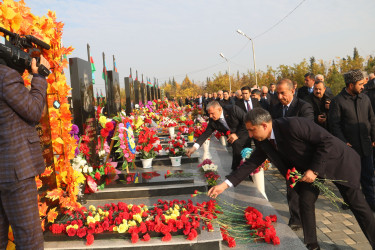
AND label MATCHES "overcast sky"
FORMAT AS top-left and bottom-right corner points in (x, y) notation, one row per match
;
(28, 0), (375, 95)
